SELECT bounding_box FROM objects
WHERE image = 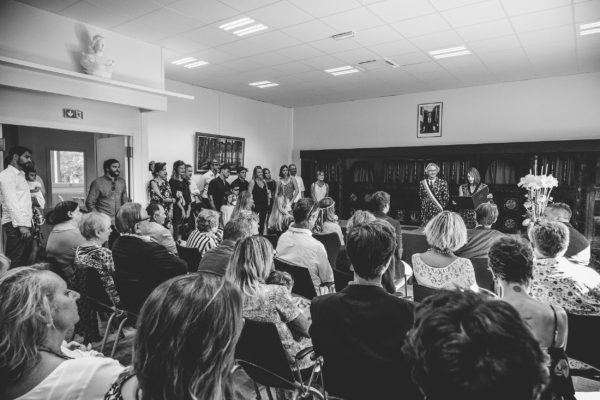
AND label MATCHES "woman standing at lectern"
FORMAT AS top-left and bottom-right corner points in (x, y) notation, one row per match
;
(458, 167), (493, 229)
